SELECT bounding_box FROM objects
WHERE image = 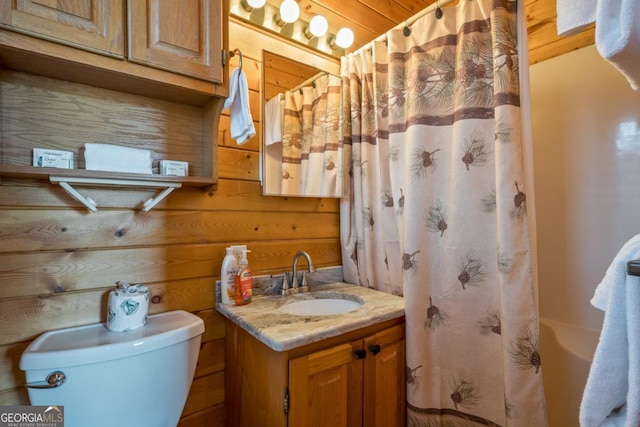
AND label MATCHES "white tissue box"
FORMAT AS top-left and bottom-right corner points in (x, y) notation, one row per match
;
(33, 148), (74, 169)
(160, 160), (189, 177)
(84, 143), (153, 175)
